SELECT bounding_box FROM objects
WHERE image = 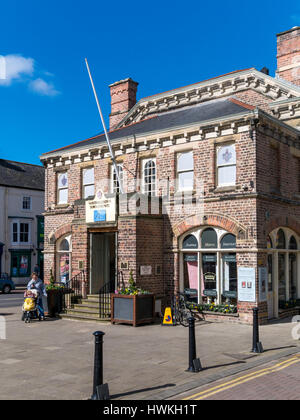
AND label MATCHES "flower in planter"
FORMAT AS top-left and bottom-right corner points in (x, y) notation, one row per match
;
(117, 271), (150, 296)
